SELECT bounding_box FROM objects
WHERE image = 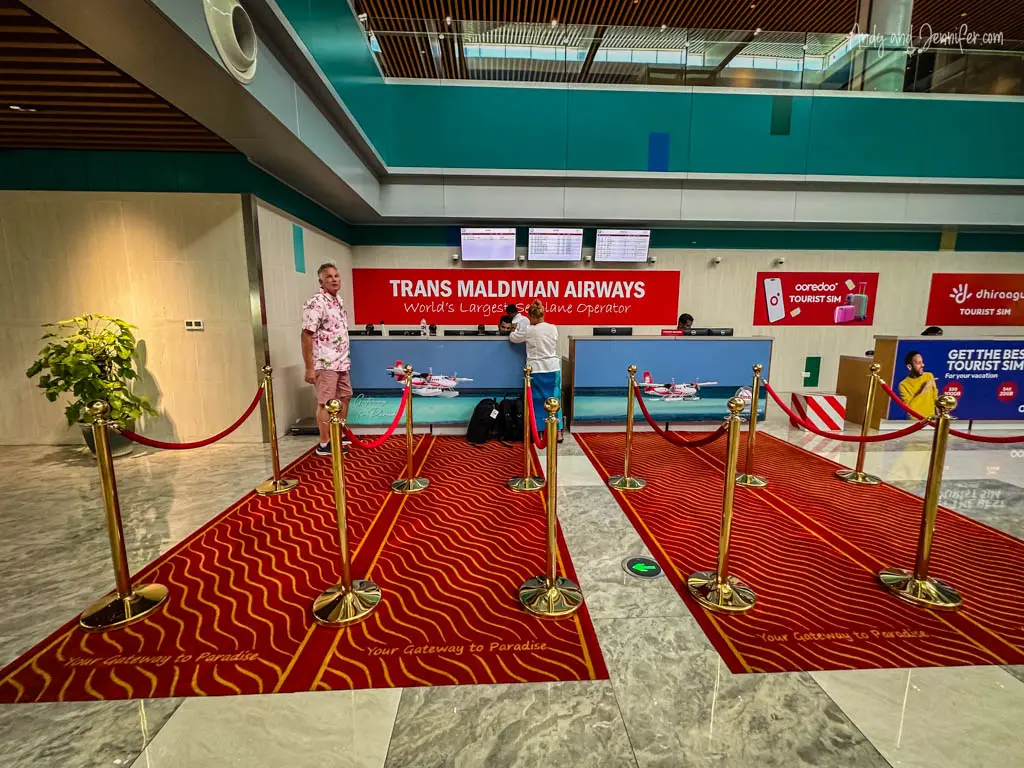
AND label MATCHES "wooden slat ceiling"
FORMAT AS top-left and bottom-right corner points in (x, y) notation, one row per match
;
(0, 0), (232, 151)
(358, 1), (1024, 80)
